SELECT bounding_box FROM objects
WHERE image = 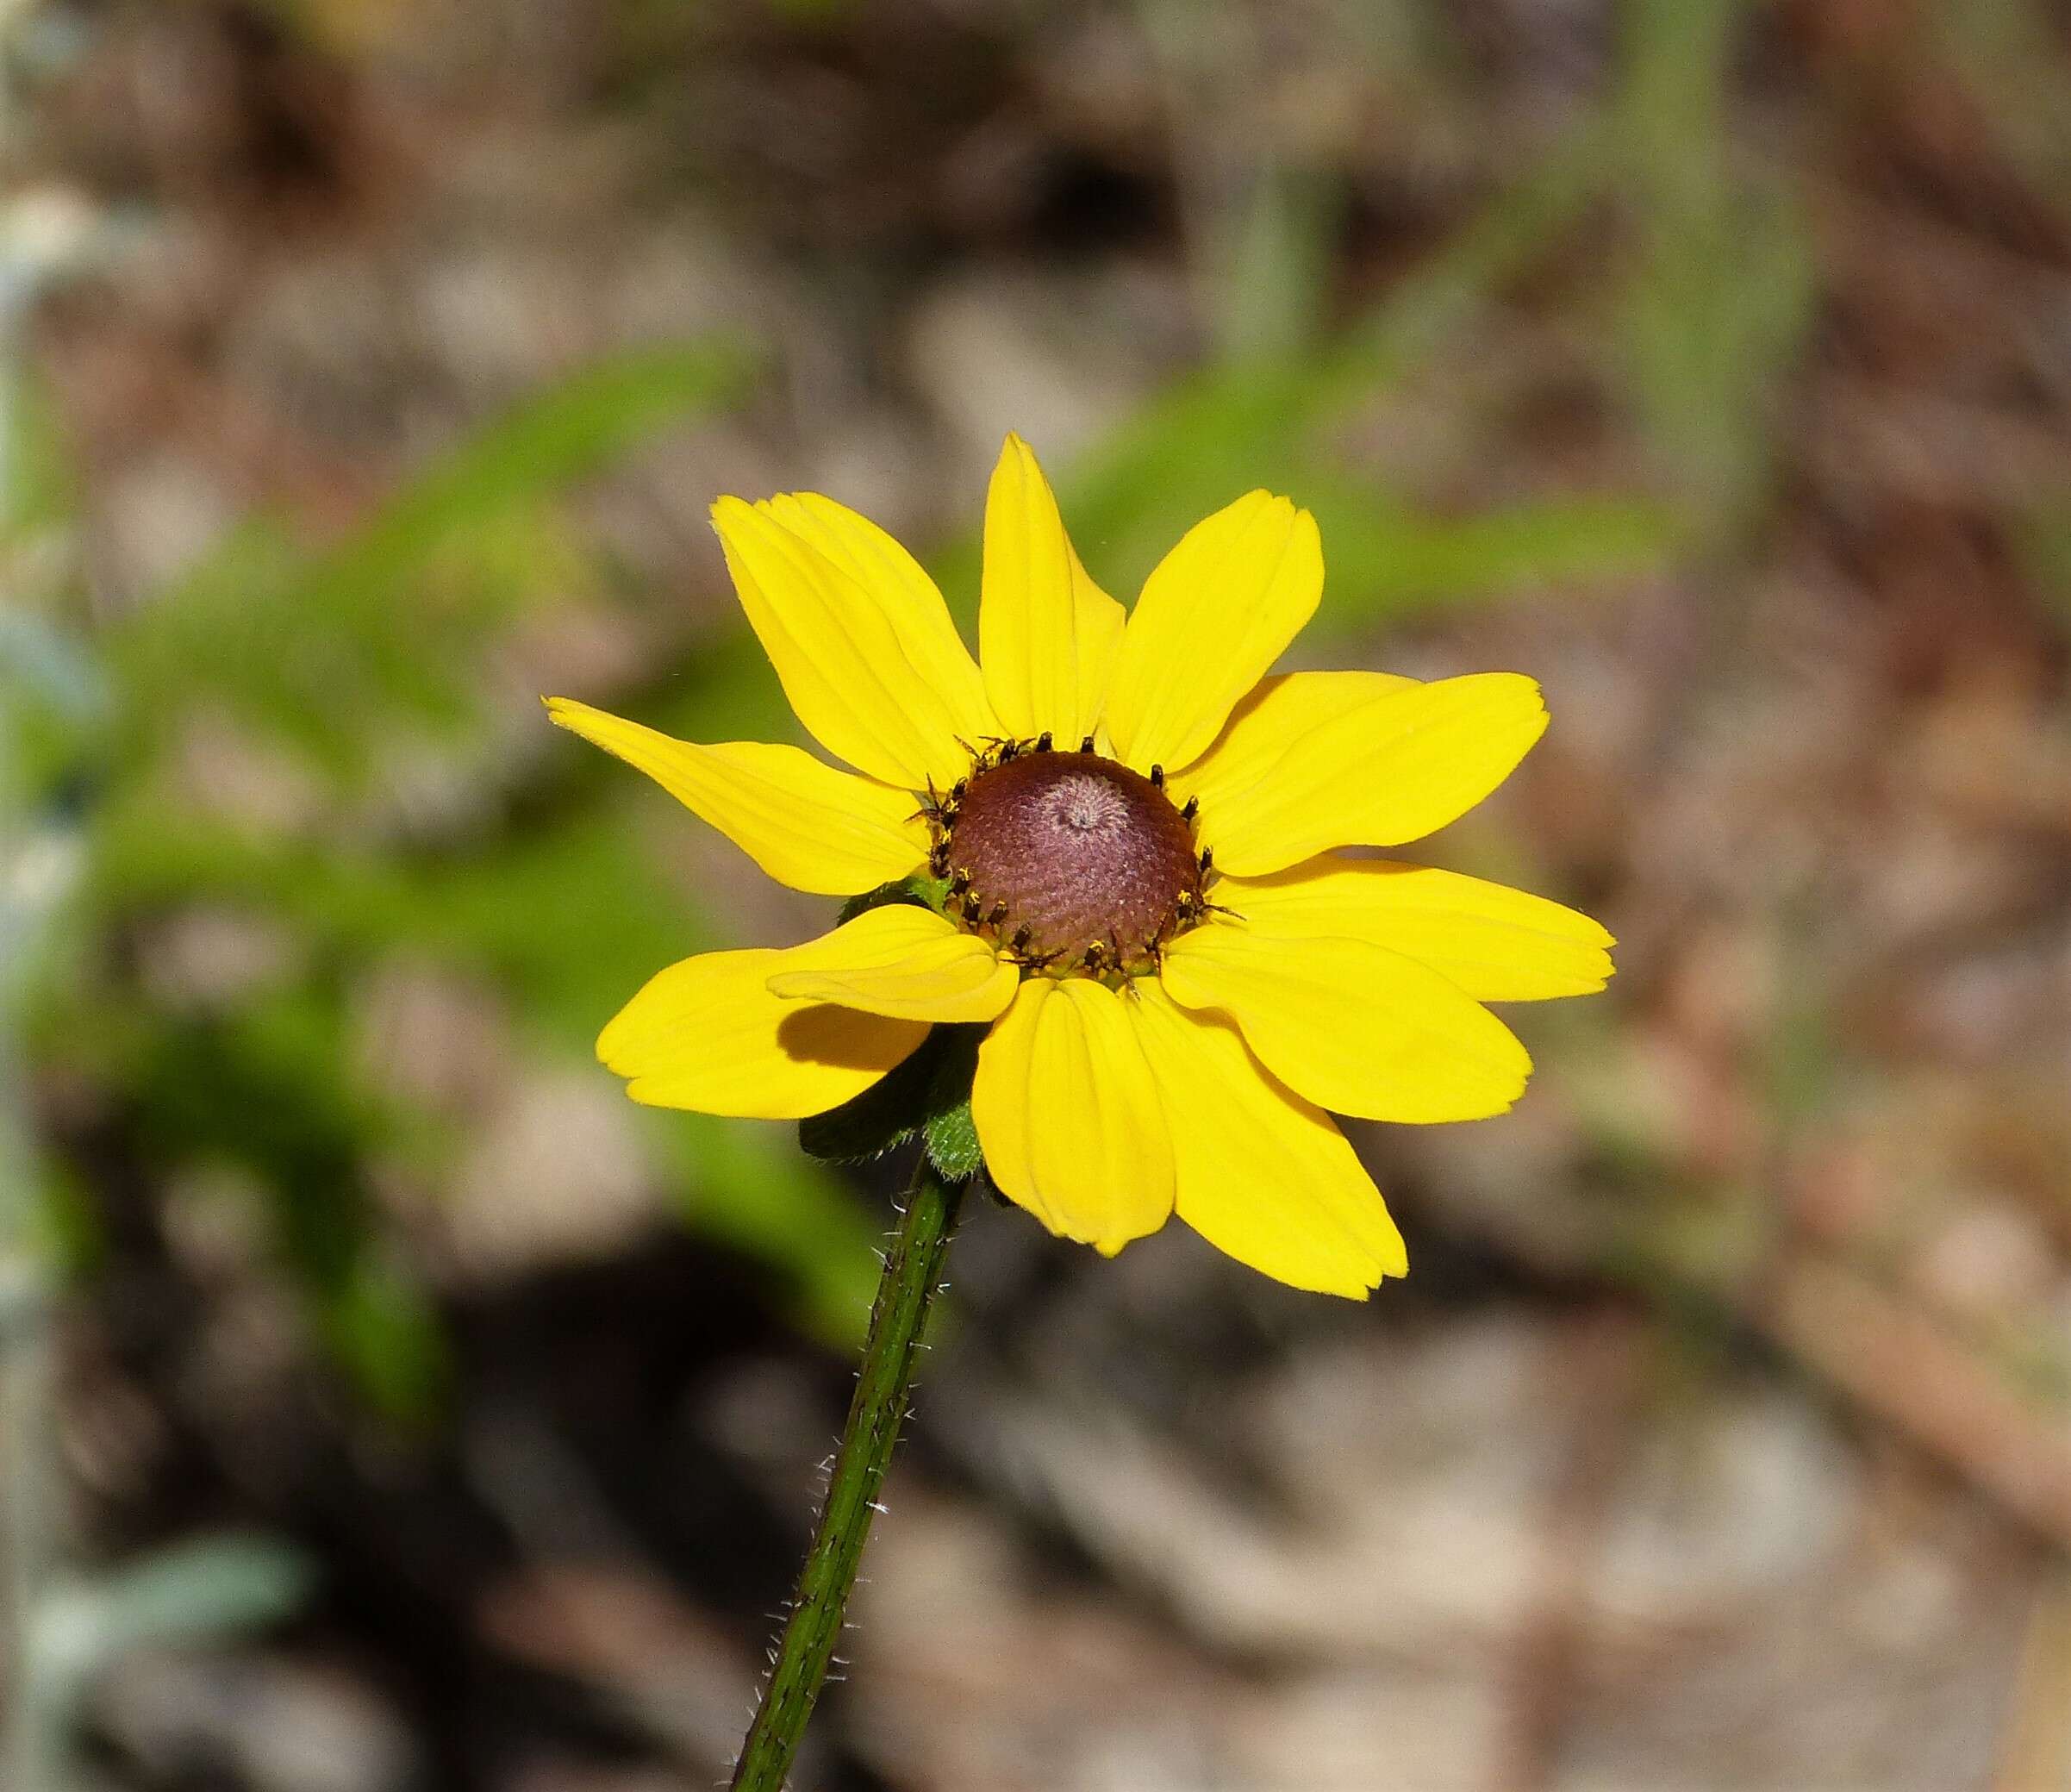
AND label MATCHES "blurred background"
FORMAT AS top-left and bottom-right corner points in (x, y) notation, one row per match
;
(3, 0), (2069, 1787)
